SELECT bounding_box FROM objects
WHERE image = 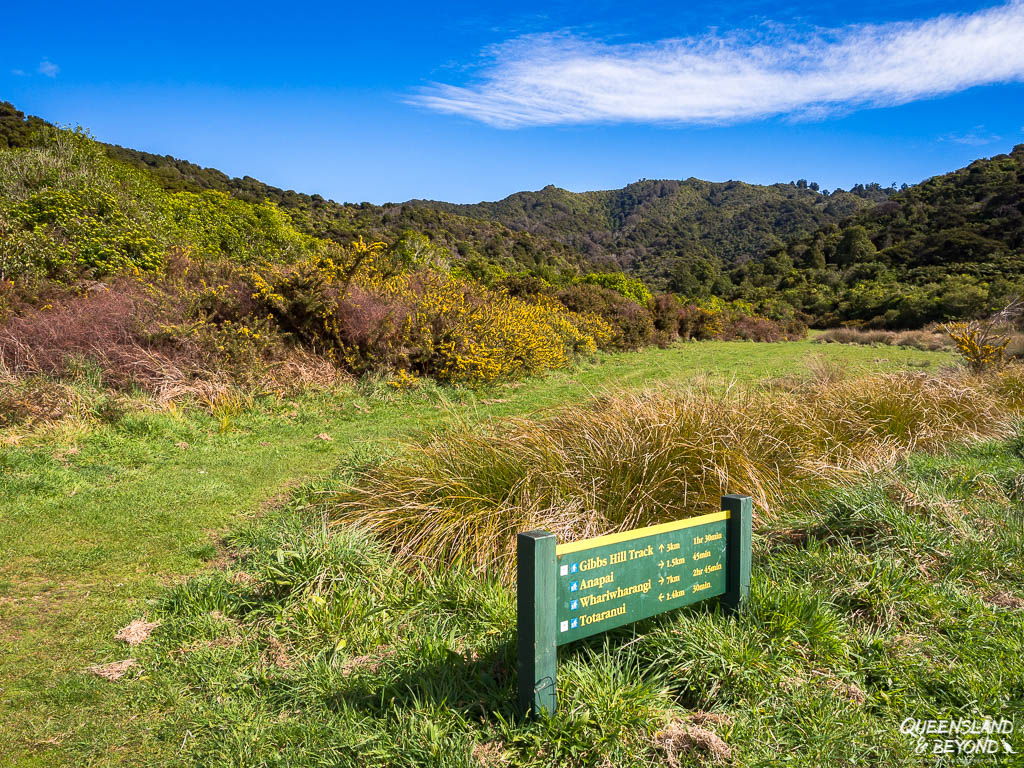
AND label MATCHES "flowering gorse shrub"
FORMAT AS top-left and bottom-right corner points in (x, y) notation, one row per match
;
(400, 277), (608, 384)
(254, 246), (612, 385)
(944, 321), (1010, 372)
